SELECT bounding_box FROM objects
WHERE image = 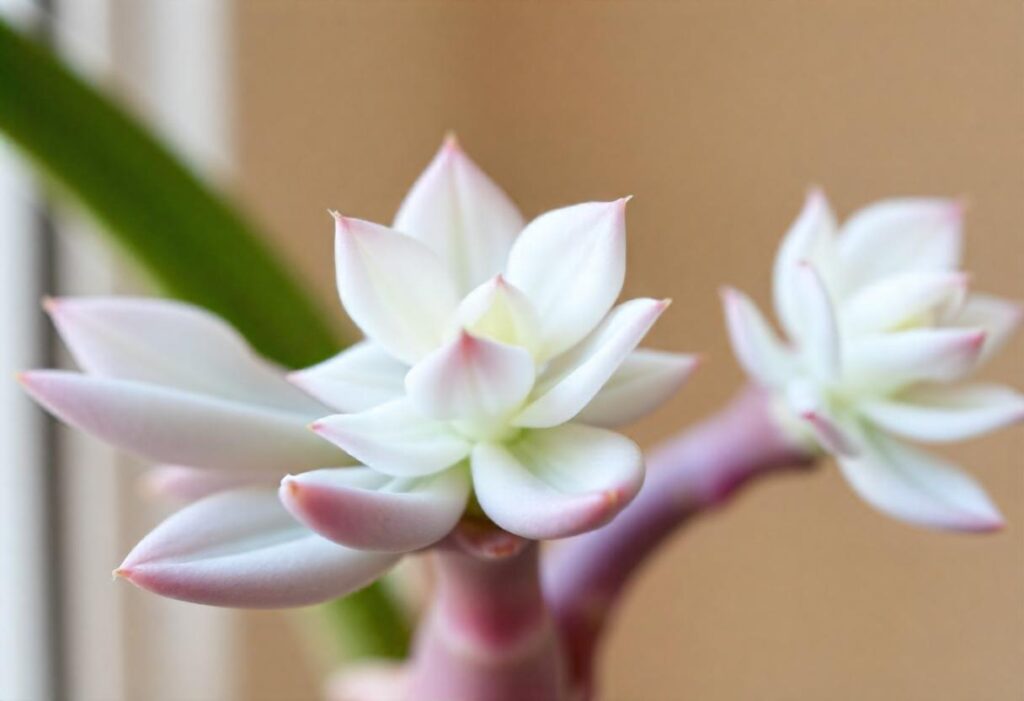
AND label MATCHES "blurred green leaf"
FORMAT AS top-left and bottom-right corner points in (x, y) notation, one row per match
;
(0, 17), (335, 368)
(0, 17), (410, 659)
